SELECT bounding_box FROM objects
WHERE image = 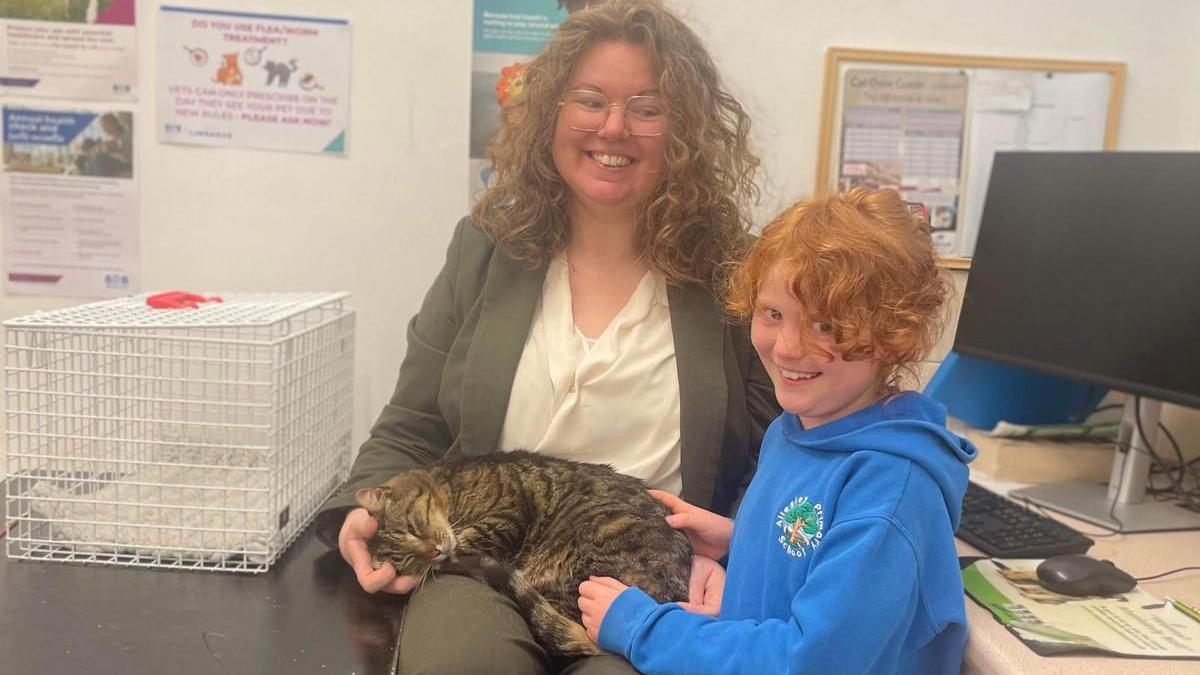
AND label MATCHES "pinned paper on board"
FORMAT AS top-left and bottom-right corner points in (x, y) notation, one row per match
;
(816, 49), (1124, 266)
